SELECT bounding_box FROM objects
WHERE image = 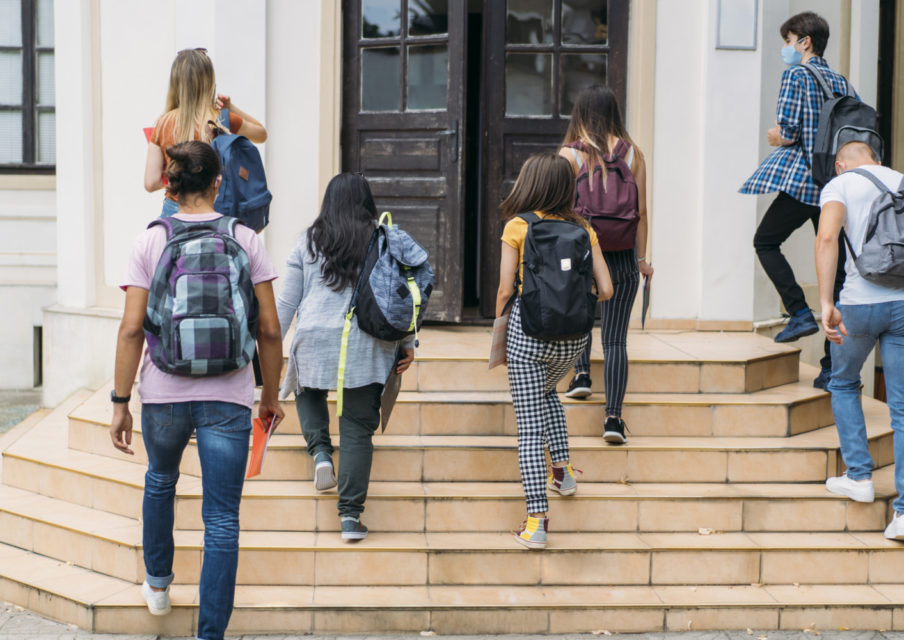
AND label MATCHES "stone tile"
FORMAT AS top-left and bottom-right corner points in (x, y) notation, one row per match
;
(371, 449), (424, 482)
(728, 451), (827, 483)
(743, 500), (846, 532)
(429, 551), (540, 585)
(627, 450), (727, 483)
(549, 607), (665, 633)
(847, 500), (888, 531)
(312, 609), (428, 633)
(700, 364), (747, 393)
(713, 405), (787, 437)
(666, 607), (779, 631)
(430, 608), (549, 634)
(651, 551), (759, 585)
(420, 403), (505, 436)
(628, 363), (700, 393)
(638, 500), (742, 532)
(425, 499), (524, 532)
(760, 550), (868, 584)
(422, 448), (518, 482)
(313, 551), (426, 586)
(540, 550), (650, 585)
(869, 550), (904, 583)
(779, 607), (892, 631)
(550, 497), (638, 532)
